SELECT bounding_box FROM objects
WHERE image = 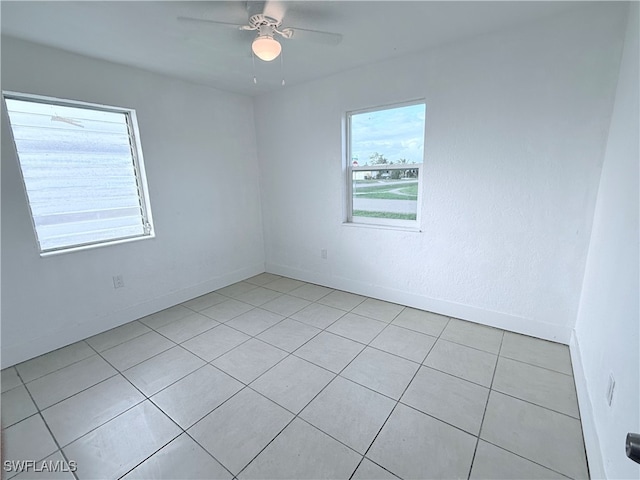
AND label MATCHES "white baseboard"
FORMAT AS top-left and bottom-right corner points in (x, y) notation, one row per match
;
(265, 263), (572, 344)
(570, 331), (606, 479)
(1, 262), (265, 367)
